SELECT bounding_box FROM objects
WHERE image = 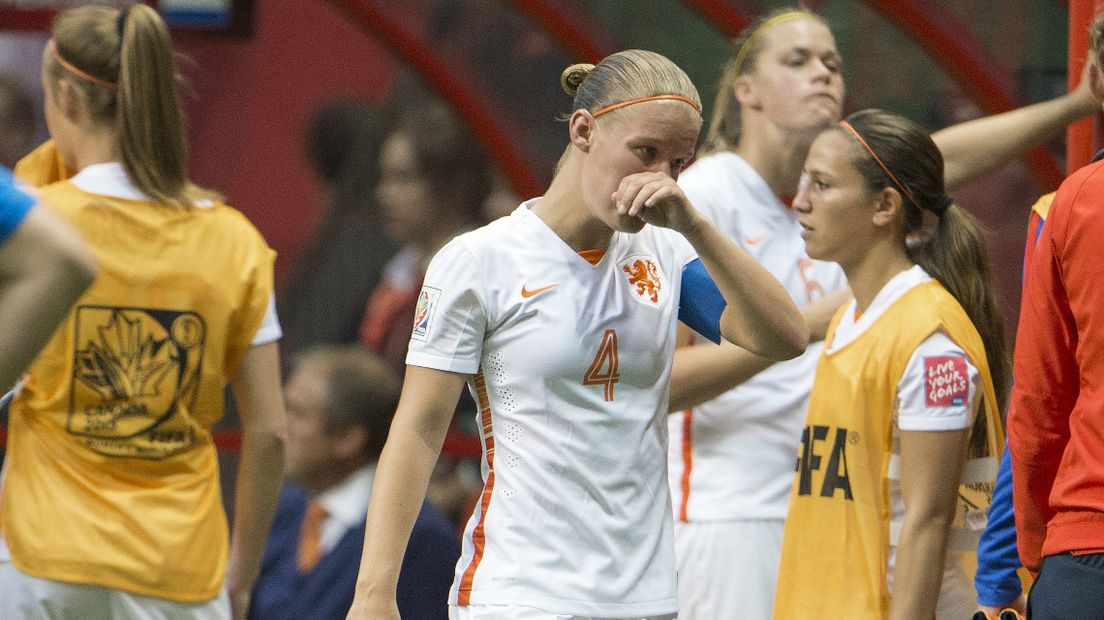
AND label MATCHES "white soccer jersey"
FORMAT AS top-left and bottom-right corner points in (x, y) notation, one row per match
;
(408, 202), (697, 617)
(667, 152), (848, 521)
